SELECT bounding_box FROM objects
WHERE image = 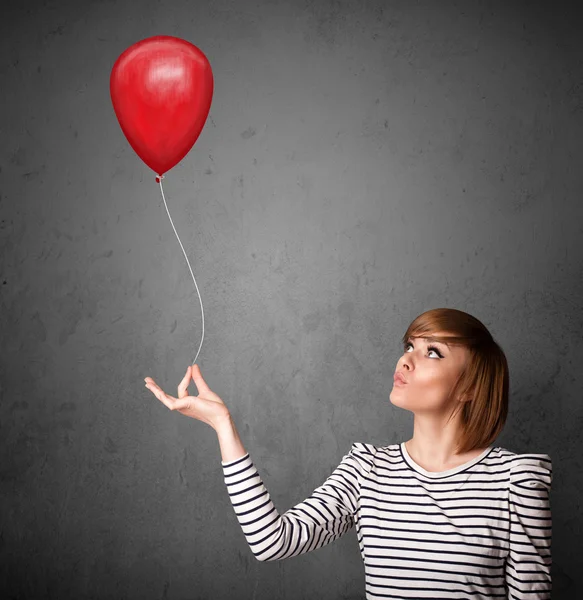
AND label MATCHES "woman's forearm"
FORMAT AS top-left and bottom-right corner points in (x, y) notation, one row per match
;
(214, 414), (248, 463)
